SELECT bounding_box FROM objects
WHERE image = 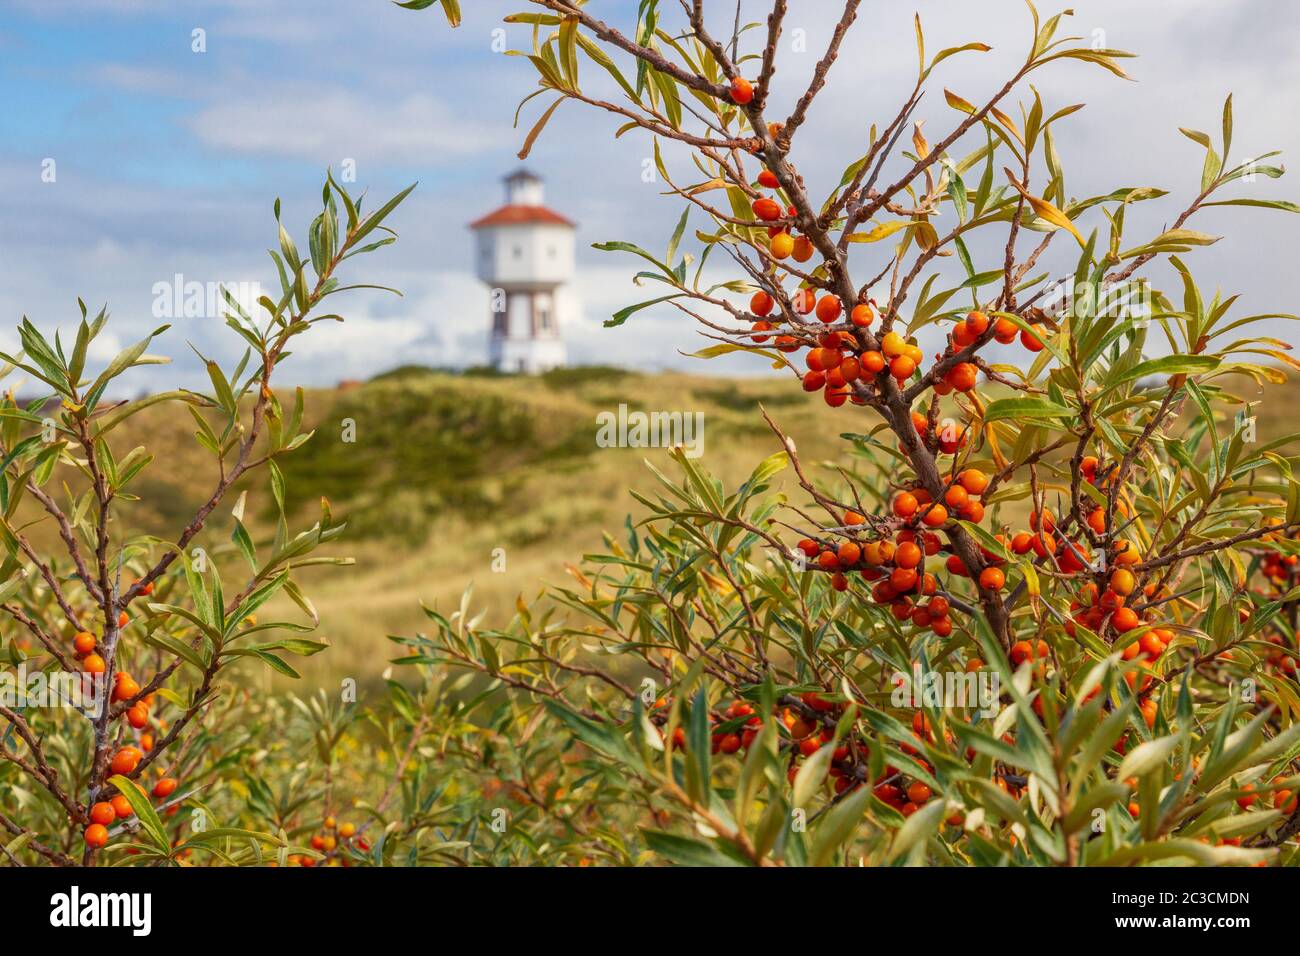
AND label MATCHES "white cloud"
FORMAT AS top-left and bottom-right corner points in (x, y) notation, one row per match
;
(187, 89), (497, 164)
